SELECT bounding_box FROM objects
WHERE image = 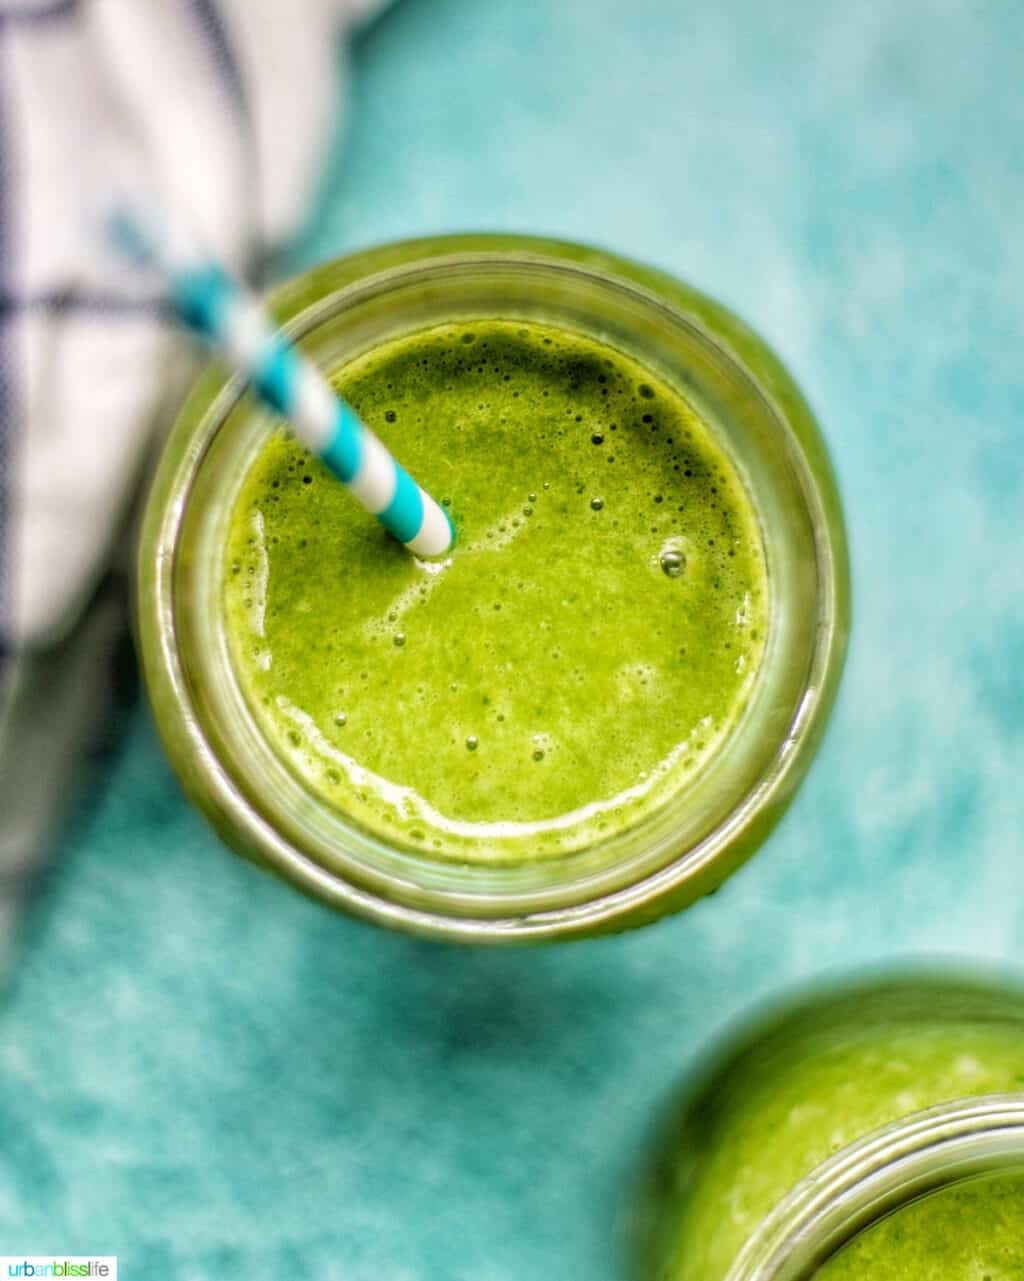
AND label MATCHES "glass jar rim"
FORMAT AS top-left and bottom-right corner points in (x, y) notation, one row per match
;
(137, 233), (850, 940)
(726, 1094), (1024, 1281)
